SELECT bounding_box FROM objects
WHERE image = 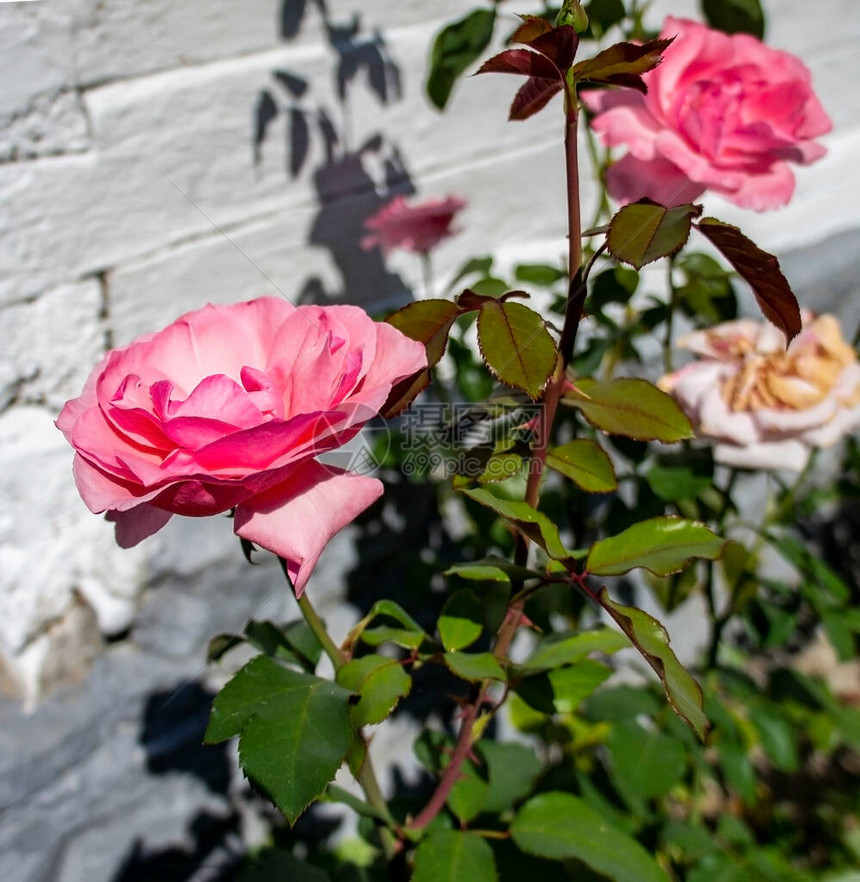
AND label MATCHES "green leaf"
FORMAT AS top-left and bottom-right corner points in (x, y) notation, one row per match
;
(546, 439), (617, 492)
(480, 742), (542, 813)
(585, 0), (626, 34)
(514, 659), (612, 714)
(676, 251), (737, 324)
(646, 464), (712, 503)
(574, 38), (674, 92)
(477, 299), (558, 399)
(564, 377), (693, 442)
(427, 9), (498, 110)
(444, 650), (507, 682)
(695, 217), (800, 344)
(438, 589), (484, 650)
(413, 830), (498, 882)
(448, 755), (490, 823)
(749, 705), (799, 772)
(701, 0), (765, 38)
(335, 655), (411, 727)
(588, 516), (724, 577)
(517, 628), (630, 674)
(606, 722), (687, 800)
(205, 656), (352, 823)
(351, 599), (430, 651)
(445, 554), (544, 584)
(588, 265), (639, 312)
(596, 589), (709, 739)
(515, 263), (566, 286)
(462, 487), (572, 560)
(607, 200), (701, 269)
(511, 792), (669, 881)
(386, 299), (461, 367)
